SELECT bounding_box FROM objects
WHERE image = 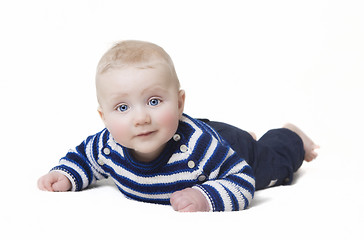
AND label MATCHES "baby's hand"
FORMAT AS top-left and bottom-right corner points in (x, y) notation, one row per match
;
(170, 188), (210, 212)
(37, 171), (72, 192)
